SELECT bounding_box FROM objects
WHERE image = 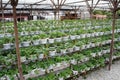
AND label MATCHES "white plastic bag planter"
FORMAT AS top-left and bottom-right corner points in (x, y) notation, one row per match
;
(20, 32), (29, 36)
(102, 41), (106, 45)
(67, 48), (74, 53)
(91, 53), (96, 57)
(48, 64), (55, 70)
(0, 34), (4, 38)
(48, 38), (55, 44)
(98, 52), (102, 56)
(95, 42), (100, 46)
(5, 33), (12, 37)
(73, 46), (80, 51)
(60, 49), (67, 55)
(99, 32), (104, 36)
(72, 70), (78, 75)
(86, 44), (91, 49)
(70, 35), (76, 40)
(21, 56), (26, 63)
(81, 45), (86, 50)
(95, 26), (101, 28)
(117, 29), (120, 32)
(30, 31), (35, 35)
(62, 36), (69, 41)
(0, 75), (10, 80)
(24, 32), (29, 35)
(90, 43), (95, 47)
(24, 74), (30, 80)
(66, 75), (70, 78)
(53, 63), (61, 71)
(55, 37), (62, 42)
(22, 28), (25, 30)
(96, 64), (100, 67)
(86, 34), (91, 37)
(95, 32), (99, 36)
(70, 59), (77, 65)
(76, 35), (81, 39)
(35, 68), (46, 76)
(104, 31), (110, 35)
(91, 65), (95, 69)
(36, 27), (40, 29)
(3, 43), (12, 49)
(91, 33), (95, 37)
(54, 62), (69, 71)
(22, 41), (31, 47)
(59, 77), (64, 80)
(33, 40), (40, 45)
(20, 32), (24, 36)
(82, 57), (89, 62)
(35, 31), (40, 35)
(106, 49), (110, 53)
(107, 40), (111, 43)
(80, 70), (85, 73)
(49, 50), (57, 57)
(29, 55), (37, 62)
(40, 38), (47, 44)
(86, 67), (90, 71)
(38, 54), (44, 60)
(80, 34), (86, 38)
(62, 61), (70, 66)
